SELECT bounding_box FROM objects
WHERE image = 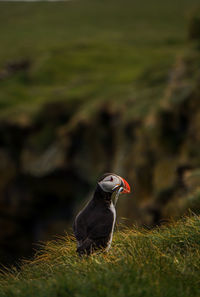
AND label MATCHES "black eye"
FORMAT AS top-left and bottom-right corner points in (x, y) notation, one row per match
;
(110, 177), (113, 181)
